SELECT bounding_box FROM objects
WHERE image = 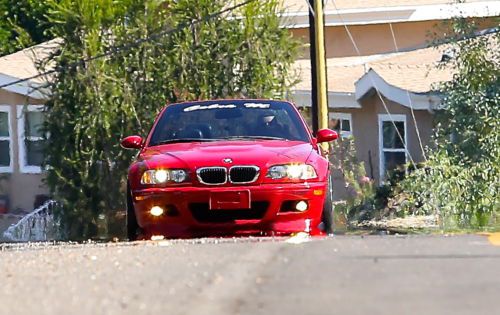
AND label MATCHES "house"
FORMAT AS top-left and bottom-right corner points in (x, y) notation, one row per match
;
(281, 0), (499, 184)
(0, 1), (498, 214)
(292, 44), (451, 183)
(0, 40), (58, 213)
